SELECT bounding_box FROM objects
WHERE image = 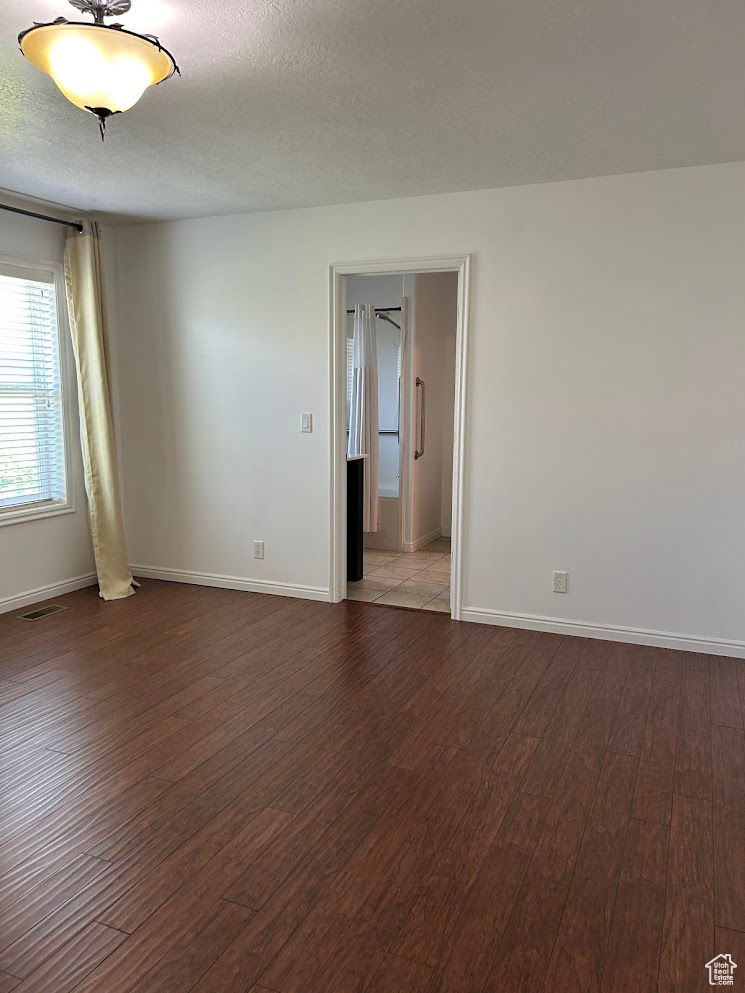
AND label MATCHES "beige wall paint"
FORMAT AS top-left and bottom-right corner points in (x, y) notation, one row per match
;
(440, 305), (457, 536)
(410, 272), (457, 546)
